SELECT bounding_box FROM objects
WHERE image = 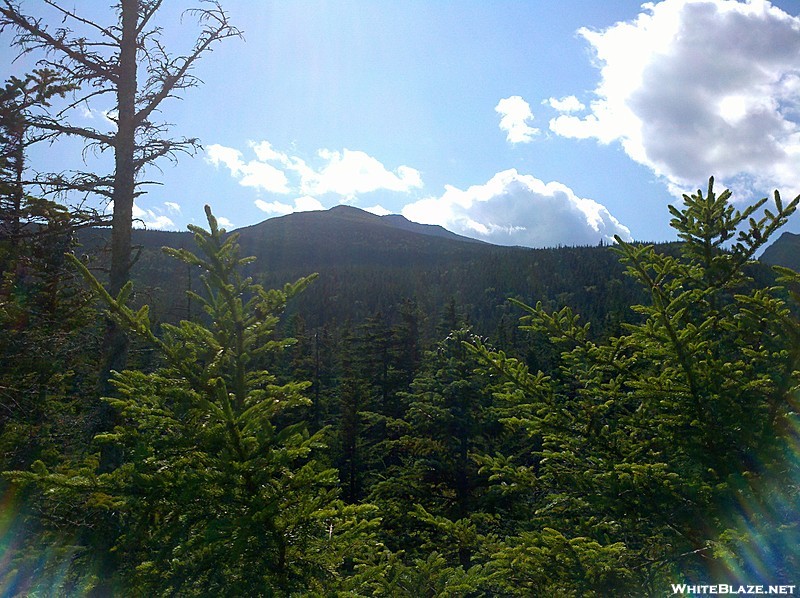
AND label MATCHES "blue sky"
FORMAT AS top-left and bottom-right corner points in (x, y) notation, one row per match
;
(4, 0), (800, 247)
